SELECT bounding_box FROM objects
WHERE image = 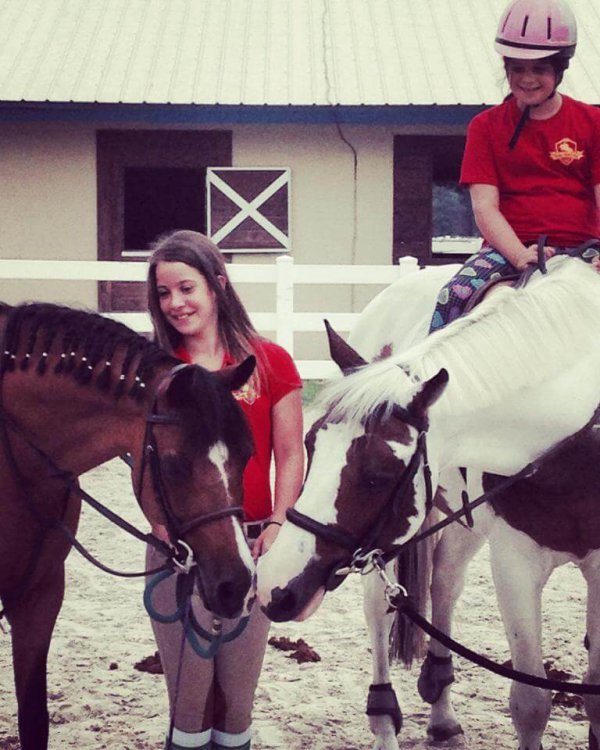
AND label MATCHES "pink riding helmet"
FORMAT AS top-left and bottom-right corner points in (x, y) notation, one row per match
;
(494, 0), (577, 60)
